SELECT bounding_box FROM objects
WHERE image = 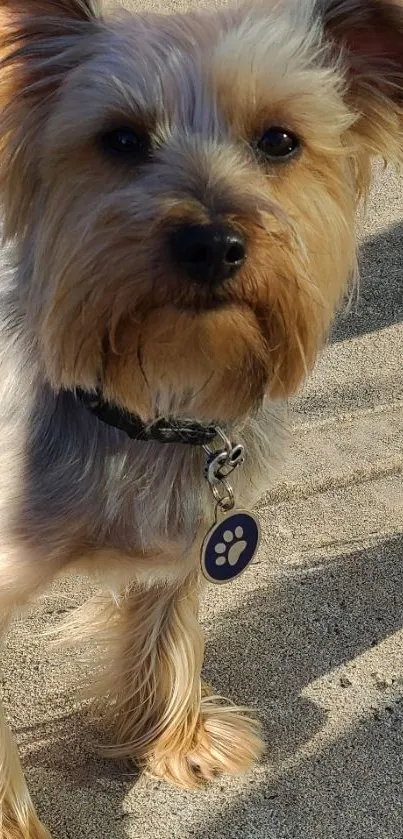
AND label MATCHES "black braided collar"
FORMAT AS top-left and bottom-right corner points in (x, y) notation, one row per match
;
(76, 389), (218, 446)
